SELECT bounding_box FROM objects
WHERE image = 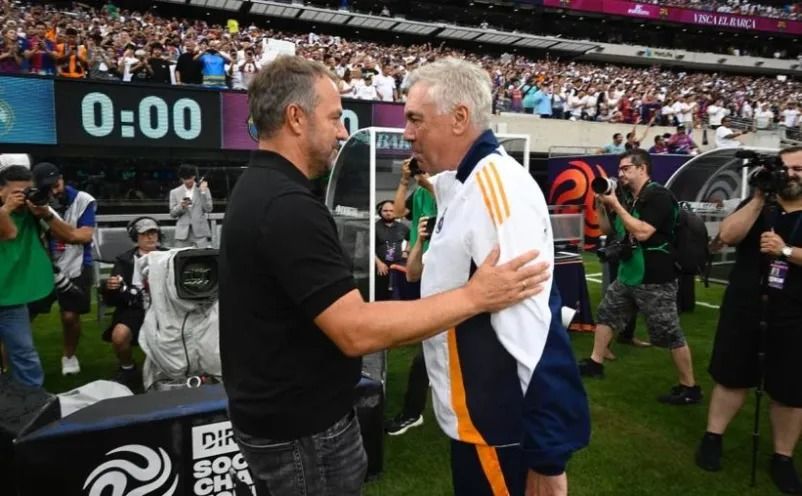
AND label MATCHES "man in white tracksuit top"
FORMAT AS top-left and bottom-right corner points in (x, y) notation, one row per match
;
(404, 58), (590, 496)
